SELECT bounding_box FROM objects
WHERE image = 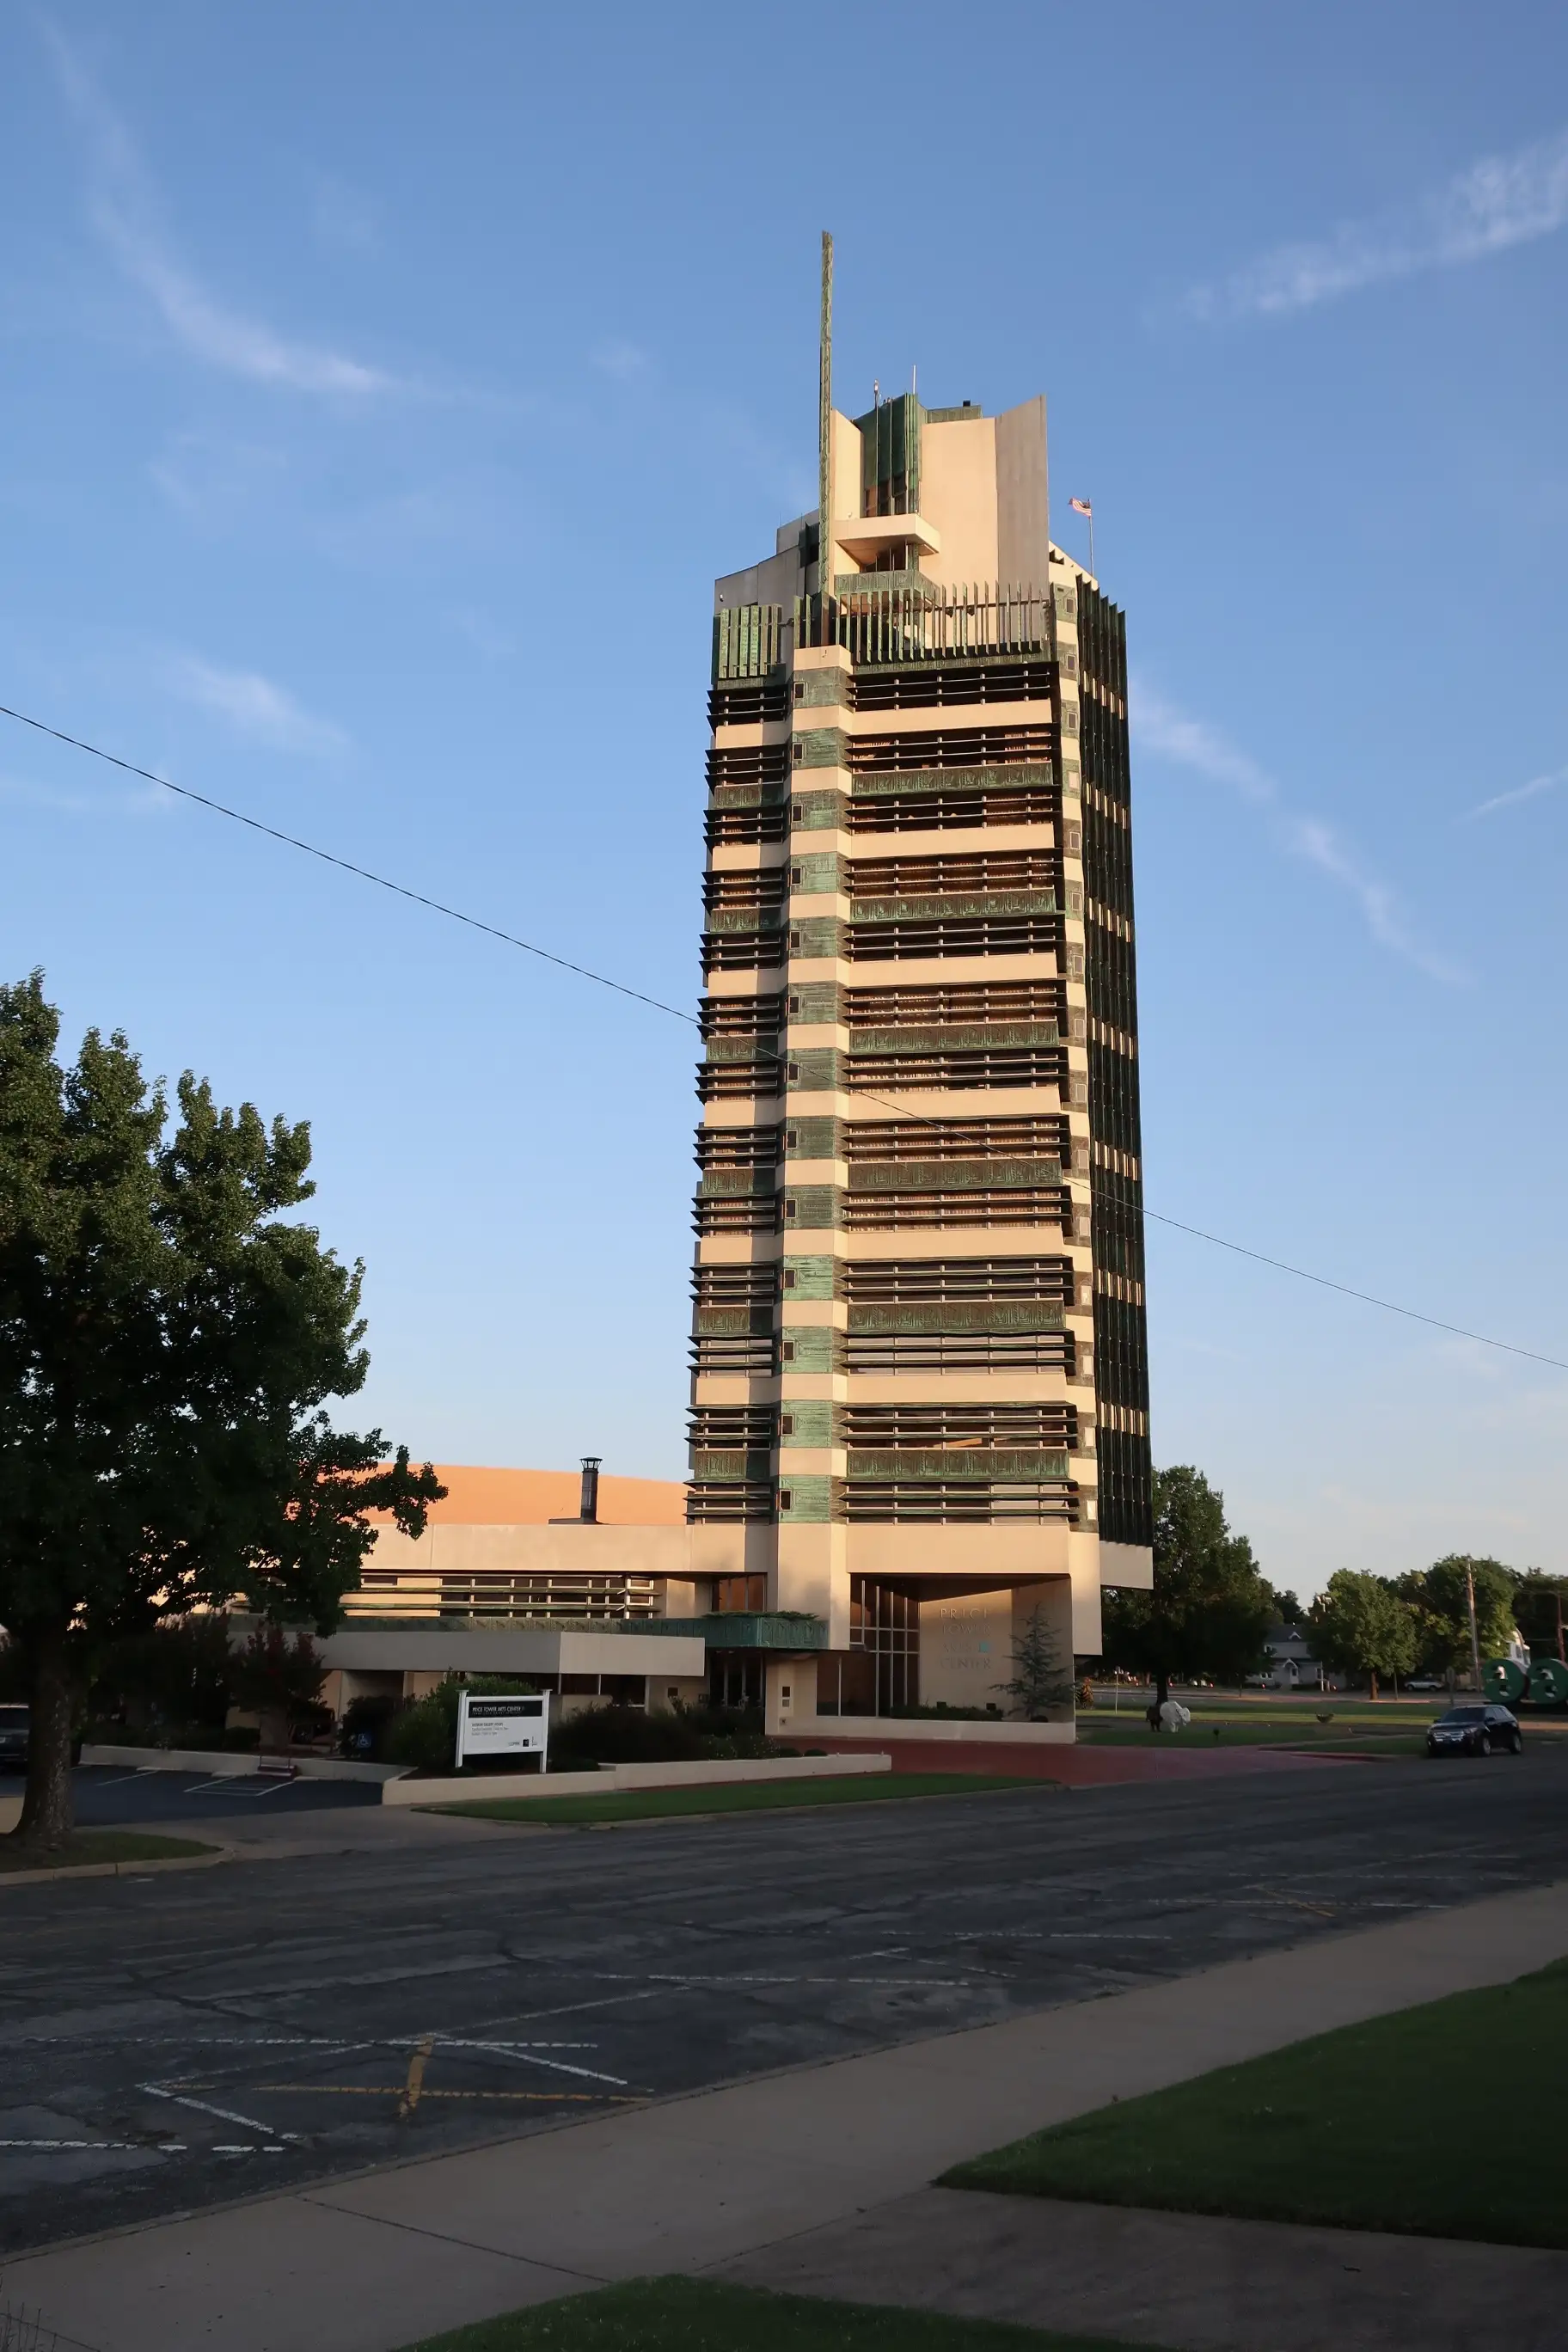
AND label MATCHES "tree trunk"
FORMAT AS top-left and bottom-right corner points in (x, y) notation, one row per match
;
(1148, 1662), (1170, 1731)
(1369, 1669), (1379, 1702)
(15, 1623), (76, 1852)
